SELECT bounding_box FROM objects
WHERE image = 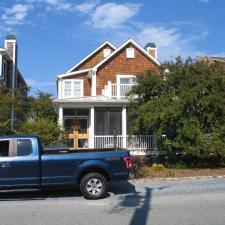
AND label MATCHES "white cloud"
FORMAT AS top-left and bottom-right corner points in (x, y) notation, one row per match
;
(135, 25), (205, 60)
(87, 3), (140, 29)
(26, 78), (55, 88)
(74, 1), (99, 14)
(1, 4), (33, 26)
(25, 0), (72, 11)
(198, 0), (210, 2)
(103, 22), (206, 60)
